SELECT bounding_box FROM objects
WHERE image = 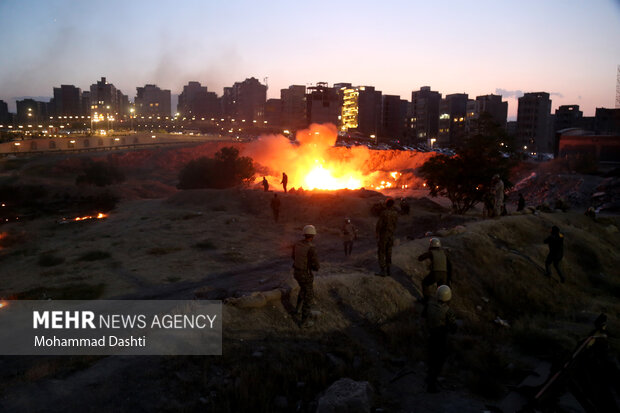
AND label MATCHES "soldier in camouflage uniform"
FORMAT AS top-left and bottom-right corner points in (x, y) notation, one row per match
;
(426, 285), (457, 393)
(292, 225), (320, 327)
(375, 198), (398, 277)
(342, 218), (357, 257)
(418, 238), (452, 315)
